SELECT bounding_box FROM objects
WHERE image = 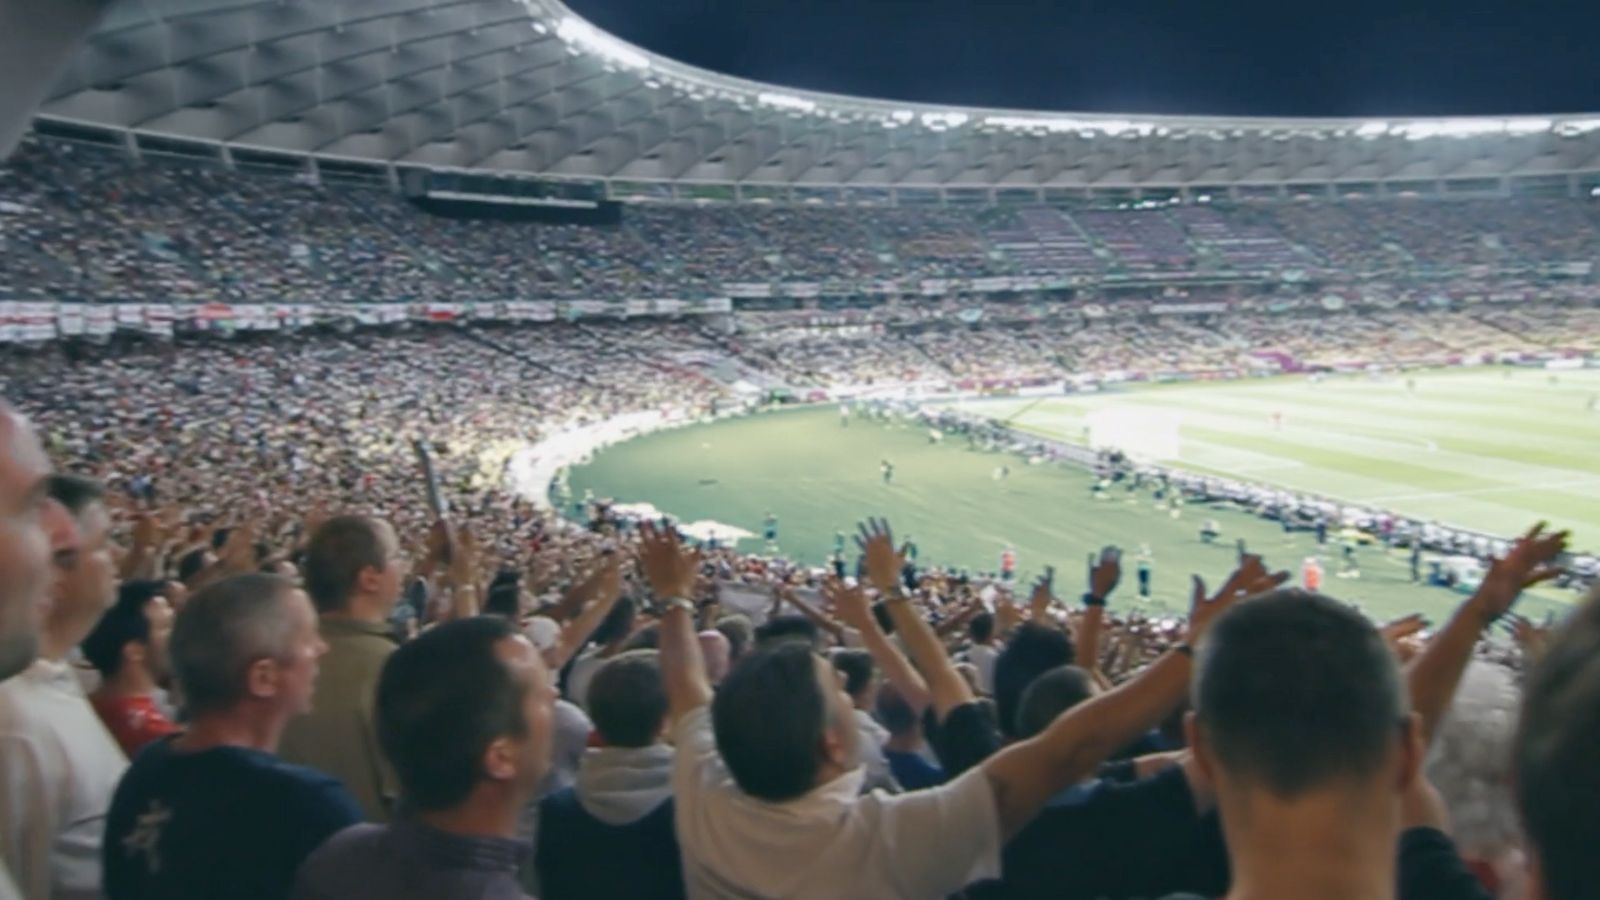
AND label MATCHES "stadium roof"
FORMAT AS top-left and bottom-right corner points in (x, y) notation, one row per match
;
(34, 0), (1600, 192)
